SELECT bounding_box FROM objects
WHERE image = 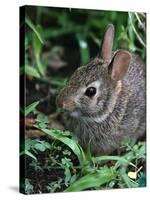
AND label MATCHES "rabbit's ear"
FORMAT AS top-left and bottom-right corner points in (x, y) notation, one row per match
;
(109, 50), (131, 81)
(100, 24), (114, 63)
